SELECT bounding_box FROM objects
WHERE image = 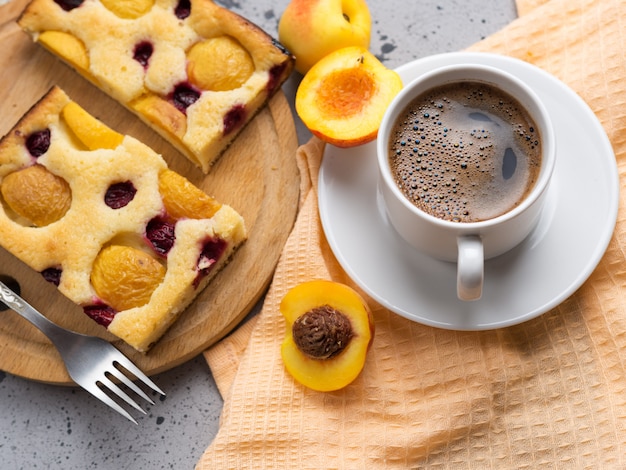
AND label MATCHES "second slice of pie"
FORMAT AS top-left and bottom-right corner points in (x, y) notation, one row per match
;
(18, 0), (295, 172)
